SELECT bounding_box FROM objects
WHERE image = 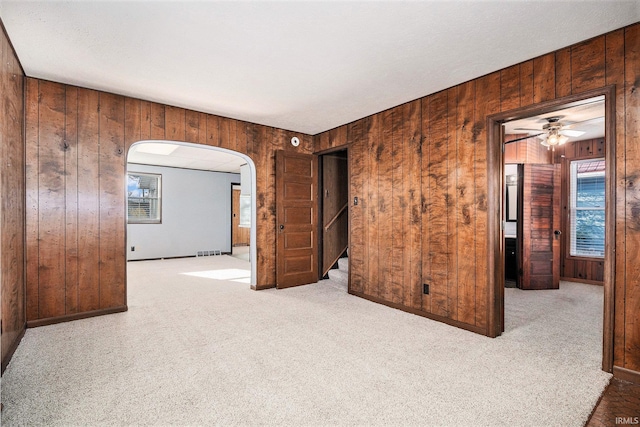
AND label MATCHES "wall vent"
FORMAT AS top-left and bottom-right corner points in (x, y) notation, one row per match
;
(197, 250), (222, 257)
